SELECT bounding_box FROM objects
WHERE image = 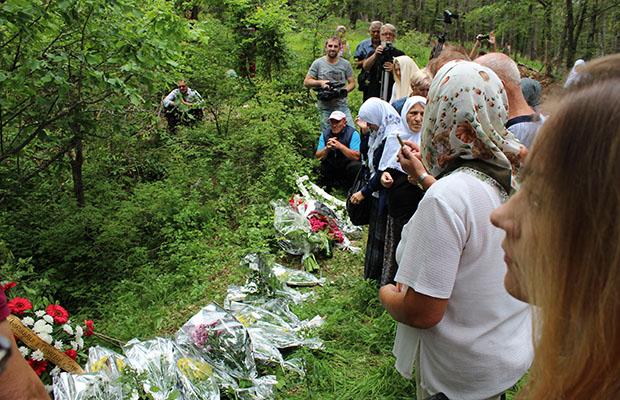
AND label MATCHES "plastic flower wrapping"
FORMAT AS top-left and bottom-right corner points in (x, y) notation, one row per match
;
(51, 251), (325, 399)
(175, 303), (256, 381)
(225, 254), (313, 306)
(273, 176), (361, 272)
